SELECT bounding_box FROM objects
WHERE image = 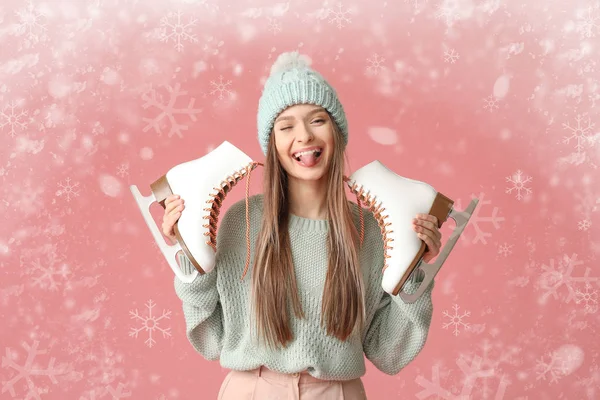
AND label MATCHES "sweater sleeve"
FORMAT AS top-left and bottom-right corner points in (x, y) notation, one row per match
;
(172, 207), (235, 361)
(362, 269), (435, 375)
(173, 252), (223, 361)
